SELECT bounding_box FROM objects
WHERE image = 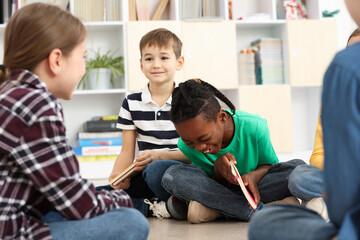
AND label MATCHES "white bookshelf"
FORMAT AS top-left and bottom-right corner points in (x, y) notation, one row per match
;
(0, 0), (355, 180)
